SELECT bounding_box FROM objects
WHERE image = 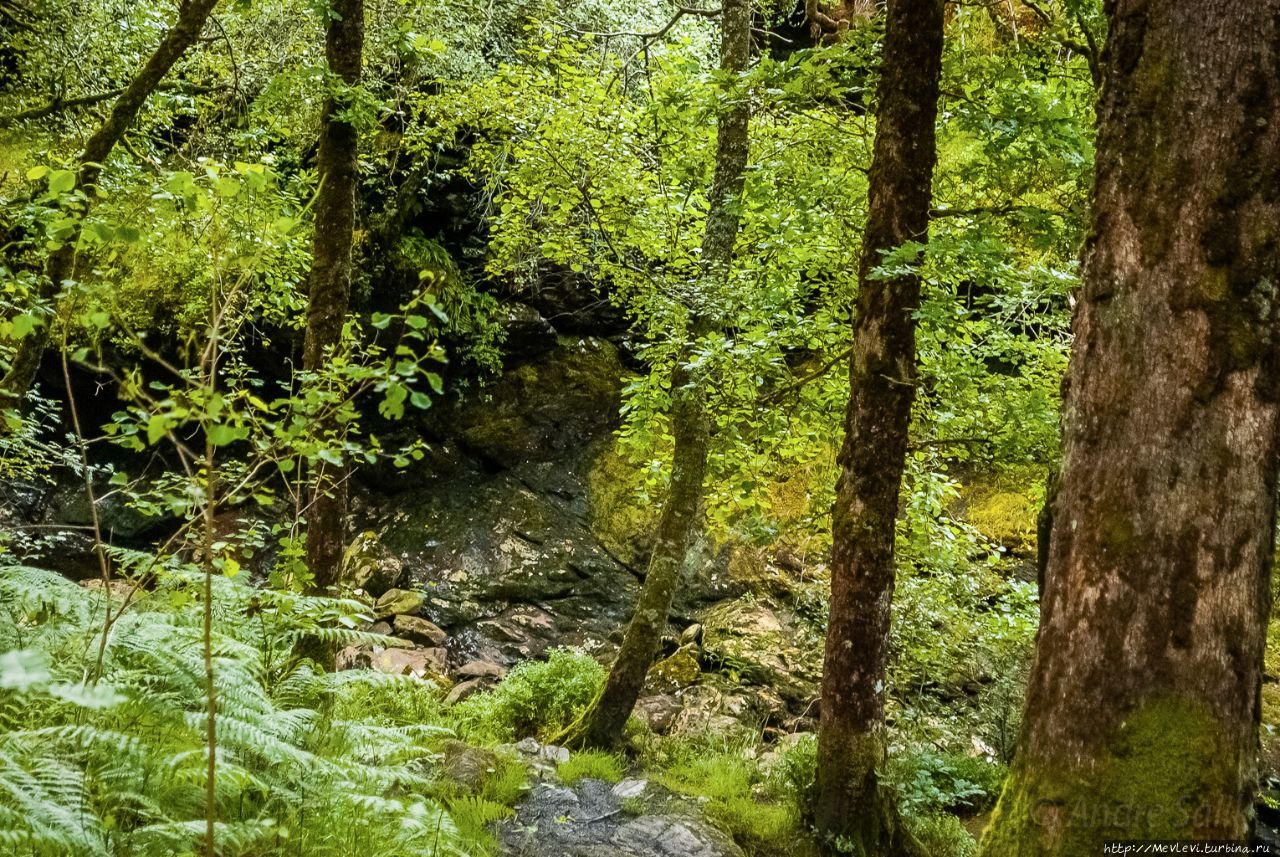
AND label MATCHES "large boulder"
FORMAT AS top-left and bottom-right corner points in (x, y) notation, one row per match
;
(696, 598), (822, 711)
(339, 531), (404, 596)
(500, 779), (744, 857)
(448, 336), (625, 469)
